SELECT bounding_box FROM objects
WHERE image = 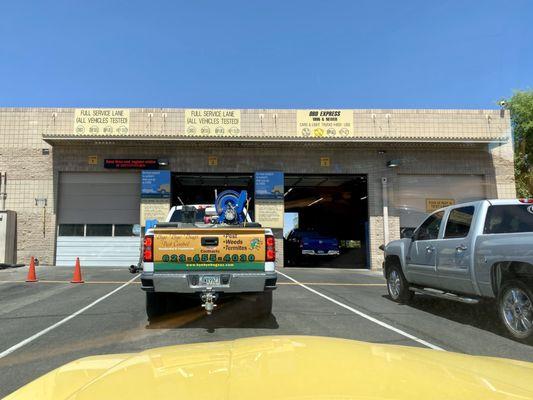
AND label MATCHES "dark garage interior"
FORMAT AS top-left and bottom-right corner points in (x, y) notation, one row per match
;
(171, 173), (255, 215)
(284, 174), (369, 268)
